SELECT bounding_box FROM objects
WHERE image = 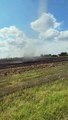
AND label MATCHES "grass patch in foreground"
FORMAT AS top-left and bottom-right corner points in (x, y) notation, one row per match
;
(0, 79), (68, 120)
(0, 62), (68, 120)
